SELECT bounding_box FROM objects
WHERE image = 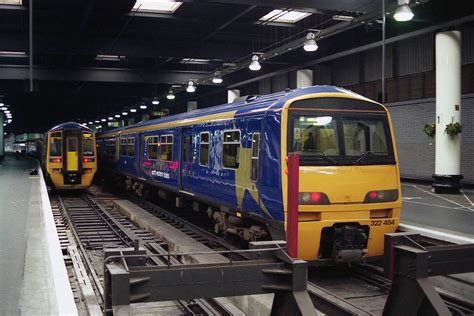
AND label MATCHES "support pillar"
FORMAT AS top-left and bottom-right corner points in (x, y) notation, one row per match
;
(187, 101), (197, 112)
(432, 31), (463, 193)
(228, 89), (240, 103)
(296, 69), (313, 88)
